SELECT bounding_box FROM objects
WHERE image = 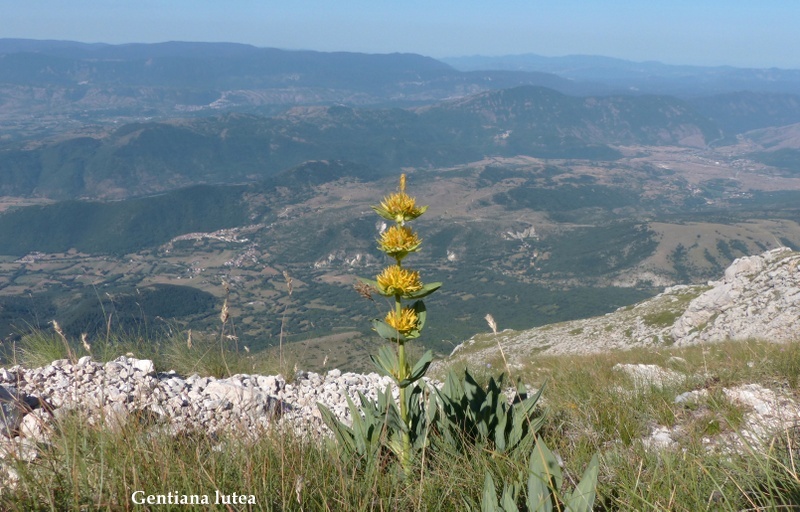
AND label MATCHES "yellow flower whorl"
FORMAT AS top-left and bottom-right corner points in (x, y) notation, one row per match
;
(385, 307), (419, 335)
(376, 265), (423, 297)
(371, 174), (428, 225)
(378, 225), (421, 259)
